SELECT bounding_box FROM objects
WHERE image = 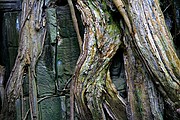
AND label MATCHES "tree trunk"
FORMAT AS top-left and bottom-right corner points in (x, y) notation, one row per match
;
(0, 0), (179, 120)
(73, 0), (127, 119)
(73, 0), (180, 119)
(2, 0), (46, 119)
